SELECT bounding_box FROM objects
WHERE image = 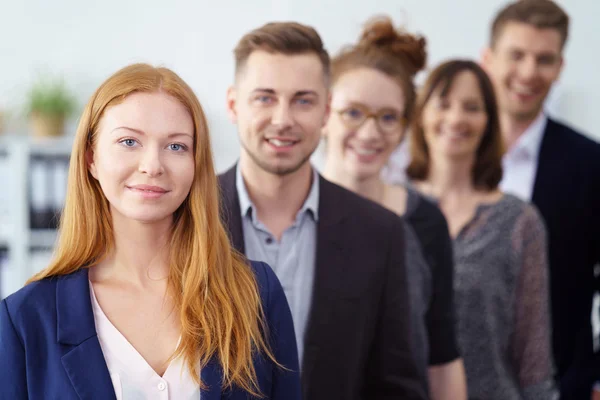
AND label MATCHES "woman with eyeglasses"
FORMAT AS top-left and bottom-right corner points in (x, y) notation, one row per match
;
(321, 16), (467, 400)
